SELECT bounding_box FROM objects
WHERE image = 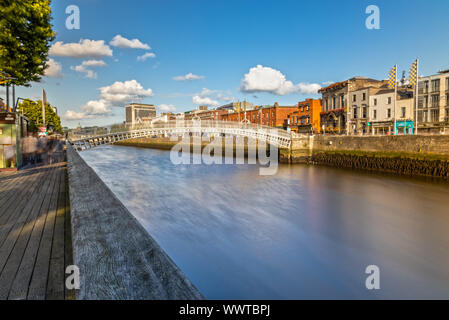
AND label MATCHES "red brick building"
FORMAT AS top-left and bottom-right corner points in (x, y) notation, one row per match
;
(219, 103), (297, 128)
(285, 99), (322, 133)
